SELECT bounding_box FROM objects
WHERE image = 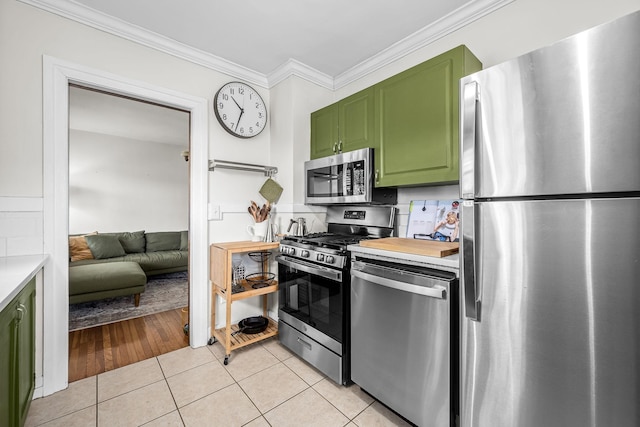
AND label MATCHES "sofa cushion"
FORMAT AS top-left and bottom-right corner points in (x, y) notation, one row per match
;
(69, 232), (97, 262)
(122, 250), (187, 272)
(85, 234), (126, 259)
(180, 231), (188, 251)
(104, 230), (146, 253)
(69, 262), (146, 295)
(146, 232), (181, 252)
